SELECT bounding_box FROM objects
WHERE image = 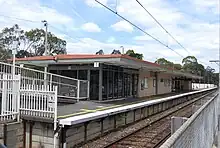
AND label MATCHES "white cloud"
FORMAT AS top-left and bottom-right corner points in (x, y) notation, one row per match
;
(0, 0), (219, 71)
(0, 0), (74, 31)
(108, 0), (219, 69)
(107, 36), (115, 43)
(133, 35), (153, 41)
(111, 21), (133, 32)
(81, 22), (101, 32)
(66, 37), (181, 63)
(192, 0), (219, 14)
(85, 0), (108, 8)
